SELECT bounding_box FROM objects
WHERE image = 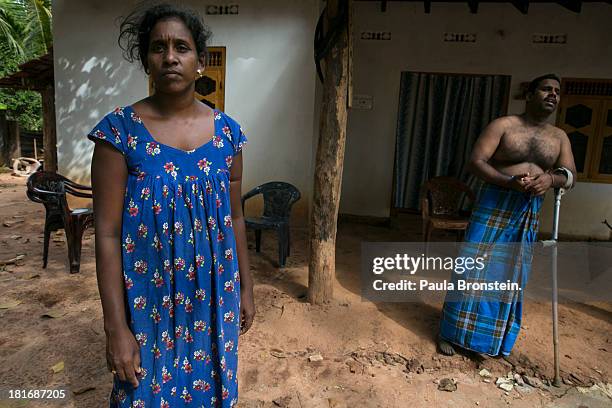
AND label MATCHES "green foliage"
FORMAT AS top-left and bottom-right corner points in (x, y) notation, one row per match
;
(0, 0), (24, 57)
(0, 89), (42, 131)
(0, 0), (52, 131)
